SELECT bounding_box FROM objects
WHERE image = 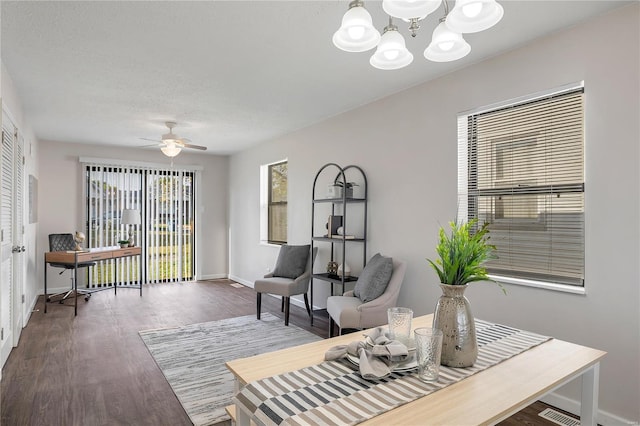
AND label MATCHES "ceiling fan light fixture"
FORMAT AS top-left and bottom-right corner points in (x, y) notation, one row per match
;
(424, 21), (471, 62)
(161, 143), (182, 158)
(446, 0), (504, 33)
(382, 0), (442, 20)
(332, 0), (381, 52)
